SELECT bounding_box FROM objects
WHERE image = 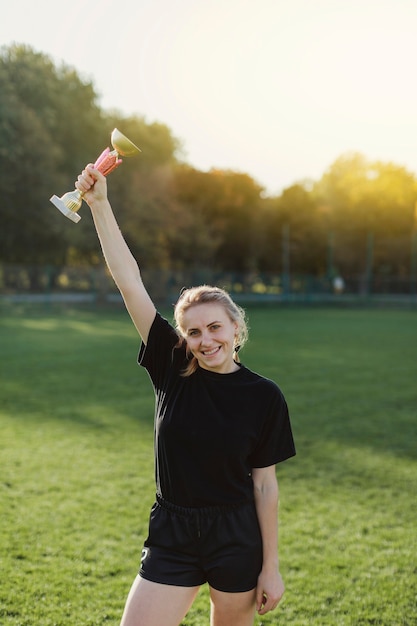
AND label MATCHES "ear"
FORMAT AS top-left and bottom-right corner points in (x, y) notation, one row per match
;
(233, 327), (240, 347)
